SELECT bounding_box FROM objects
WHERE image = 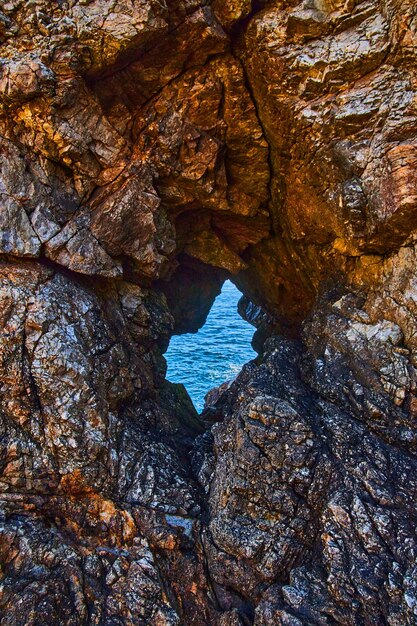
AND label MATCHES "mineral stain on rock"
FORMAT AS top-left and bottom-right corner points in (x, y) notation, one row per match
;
(1, 0), (417, 624)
